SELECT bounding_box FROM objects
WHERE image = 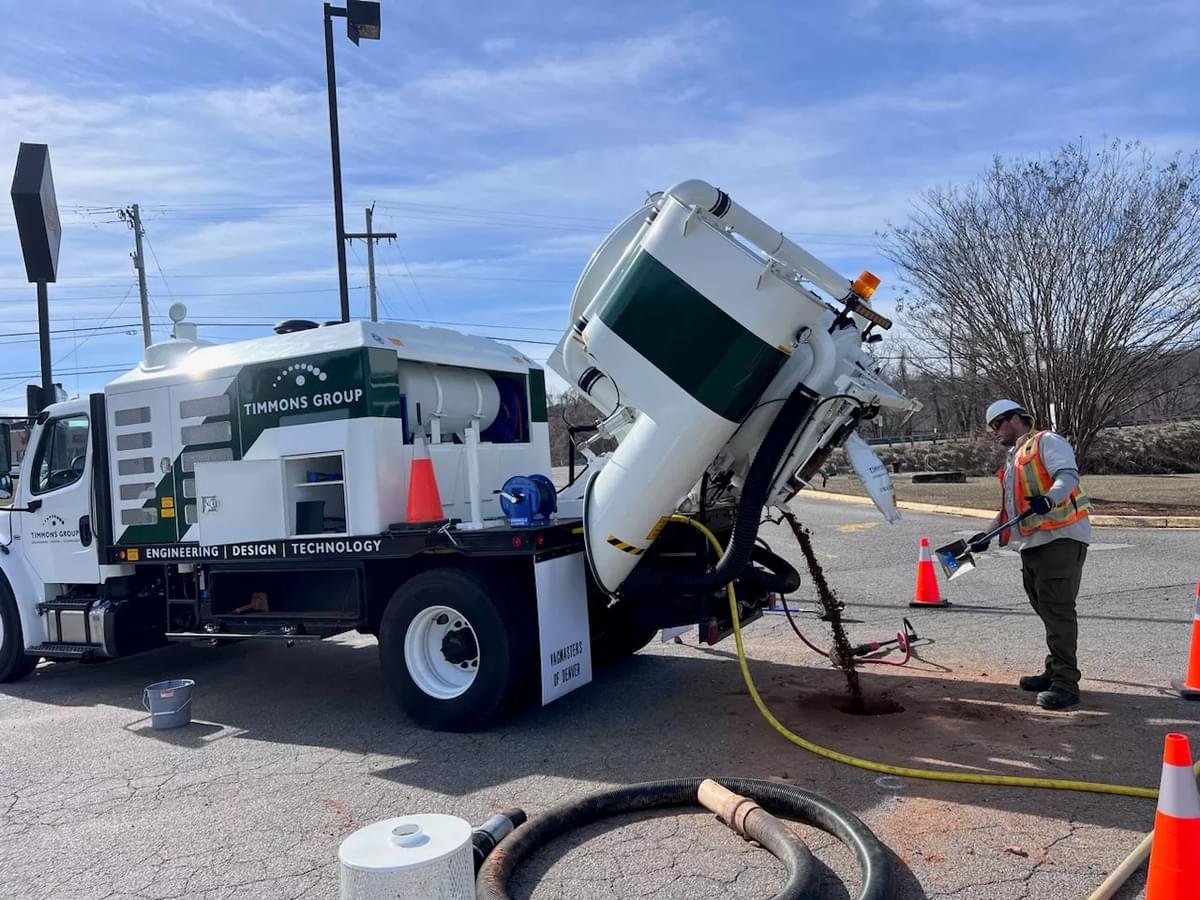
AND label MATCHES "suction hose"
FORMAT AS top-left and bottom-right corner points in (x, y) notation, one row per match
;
(476, 777), (891, 900)
(742, 543), (802, 594)
(677, 515), (1162, 800)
